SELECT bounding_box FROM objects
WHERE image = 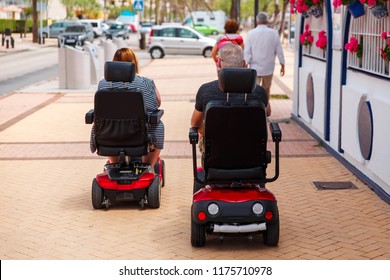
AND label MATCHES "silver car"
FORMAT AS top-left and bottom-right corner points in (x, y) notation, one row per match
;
(38, 20), (77, 38)
(58, 25), (94, 47)
(147, 24), (216, 59)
